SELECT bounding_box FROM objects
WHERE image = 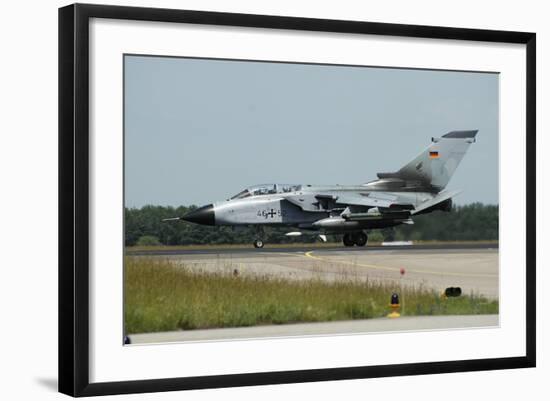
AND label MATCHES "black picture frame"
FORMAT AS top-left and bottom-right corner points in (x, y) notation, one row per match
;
(59, 3), (536, 397)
